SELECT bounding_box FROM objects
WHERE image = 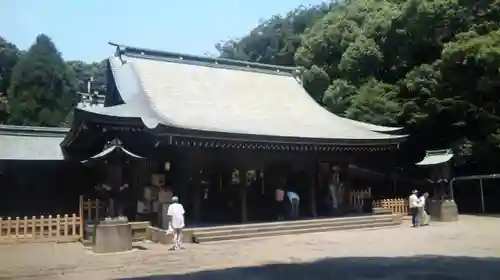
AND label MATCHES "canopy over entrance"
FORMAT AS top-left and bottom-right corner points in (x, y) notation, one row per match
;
(415, 149), (454, 166)
(81, 138), (145, 164)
